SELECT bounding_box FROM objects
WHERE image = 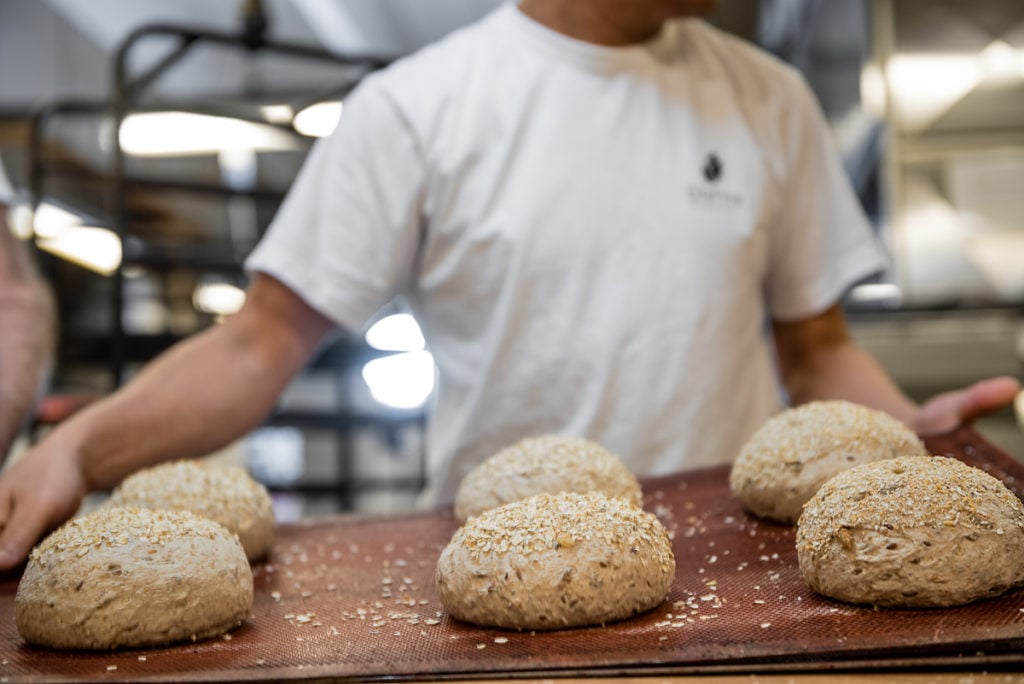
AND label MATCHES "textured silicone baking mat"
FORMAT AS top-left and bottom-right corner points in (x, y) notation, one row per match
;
(1, 426), (1023, 683)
